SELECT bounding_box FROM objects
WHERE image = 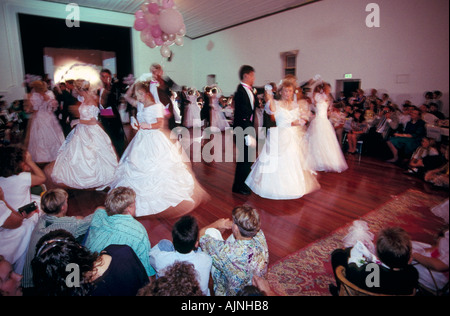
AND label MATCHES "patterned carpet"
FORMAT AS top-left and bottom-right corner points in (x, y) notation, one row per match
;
(267, 189), (448, 296)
